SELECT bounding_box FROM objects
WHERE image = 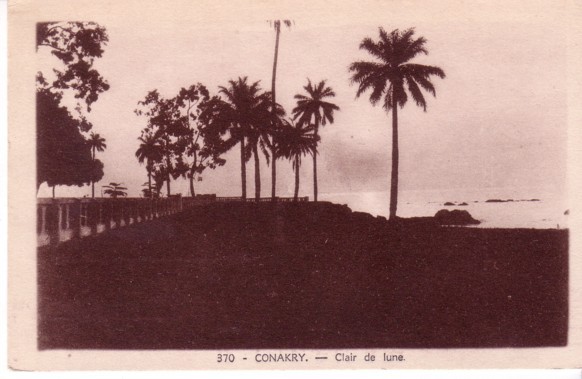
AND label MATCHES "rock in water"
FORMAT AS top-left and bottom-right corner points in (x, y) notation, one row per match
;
(434, 209), (481, 225)
(444, 202), (455, 206)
